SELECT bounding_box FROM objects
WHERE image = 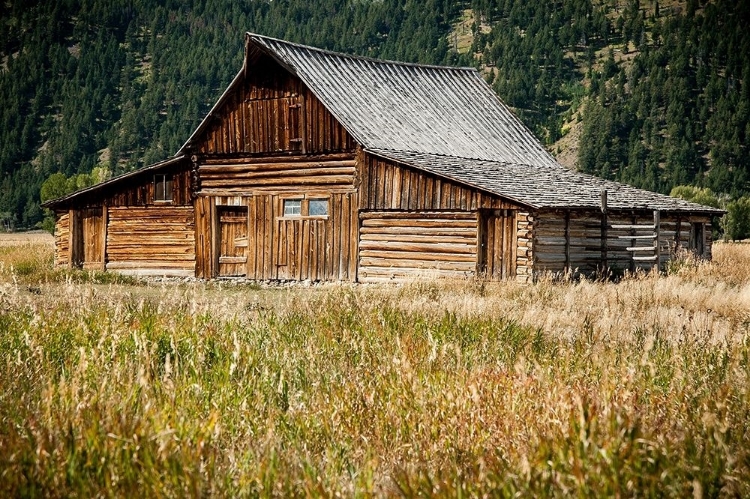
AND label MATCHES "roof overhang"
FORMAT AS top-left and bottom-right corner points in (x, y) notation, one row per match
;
(42, 155), (187, 209)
